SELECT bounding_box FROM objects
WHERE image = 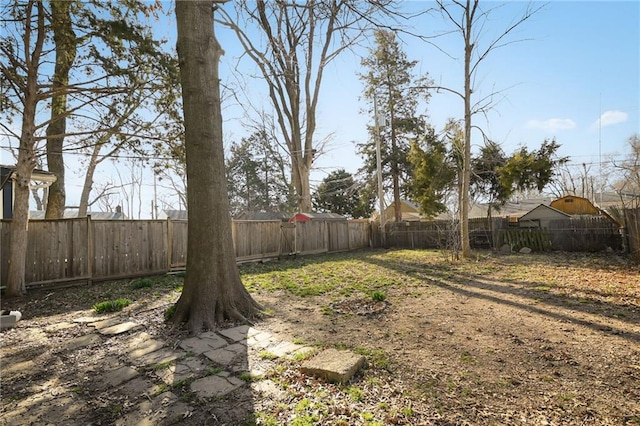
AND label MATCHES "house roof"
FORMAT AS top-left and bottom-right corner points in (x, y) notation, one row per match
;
(234, 211), (290, 221)
(1, 165), (57, 185)
(467, 196), (554, 218)
(518, 204), (571, 222)
(29, 210), (127, 220)
(292, 212), (347, 221)
(159, 209), (188, 220)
